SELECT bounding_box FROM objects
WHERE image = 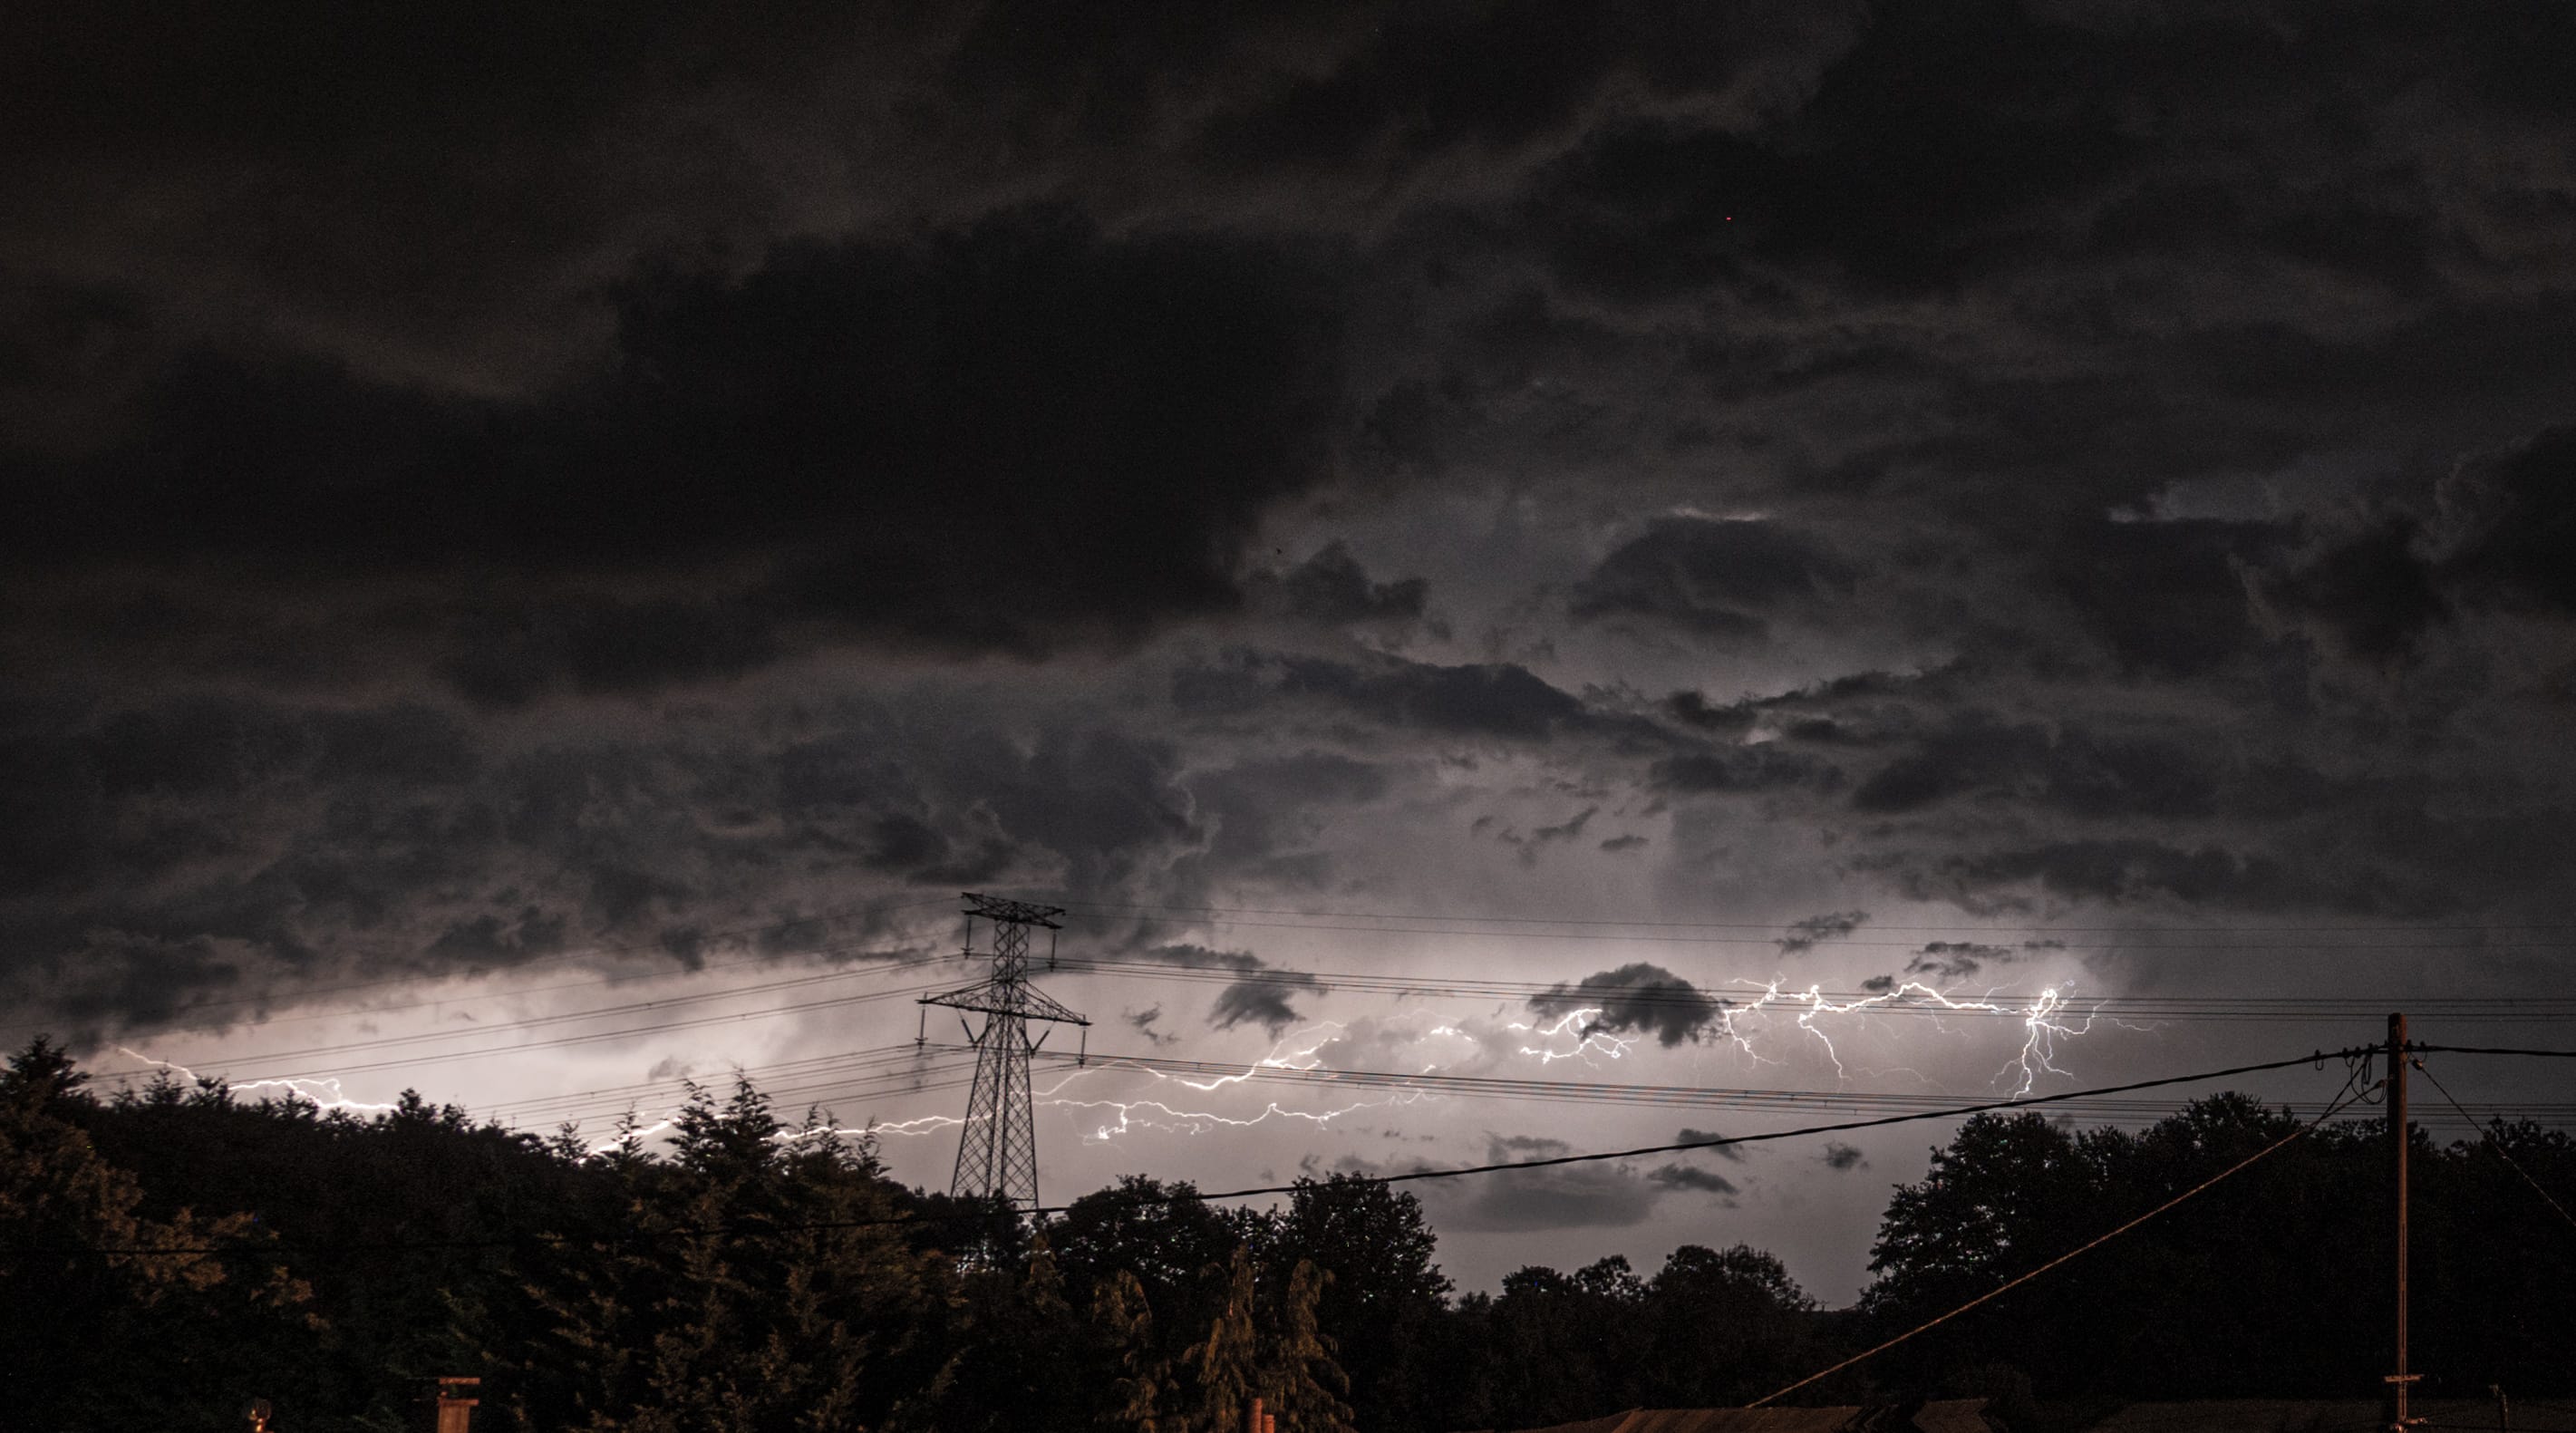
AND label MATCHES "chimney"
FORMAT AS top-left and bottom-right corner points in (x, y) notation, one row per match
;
(415, 1377), (480, 1433)
(1249, 1397), (1264, 1433)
